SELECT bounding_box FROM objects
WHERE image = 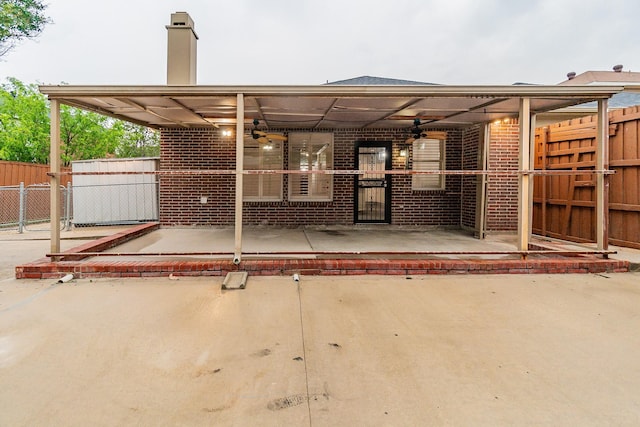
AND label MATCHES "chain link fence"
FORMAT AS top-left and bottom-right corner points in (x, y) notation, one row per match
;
(0, 180), (158, 233)
(0, 183), (72, 233)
